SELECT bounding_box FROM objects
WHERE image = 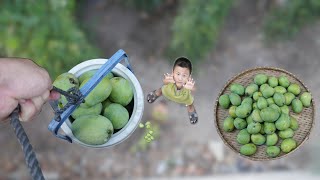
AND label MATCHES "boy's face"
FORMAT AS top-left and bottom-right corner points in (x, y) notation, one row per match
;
(172, 66), (190, 89)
